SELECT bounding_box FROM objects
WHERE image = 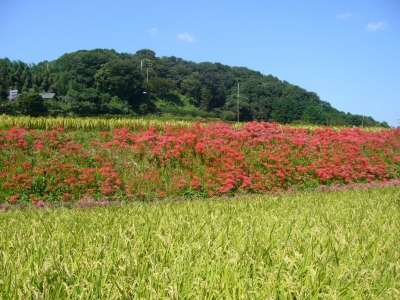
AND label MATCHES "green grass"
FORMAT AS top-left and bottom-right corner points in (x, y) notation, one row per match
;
(1, 187), (399, 299)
